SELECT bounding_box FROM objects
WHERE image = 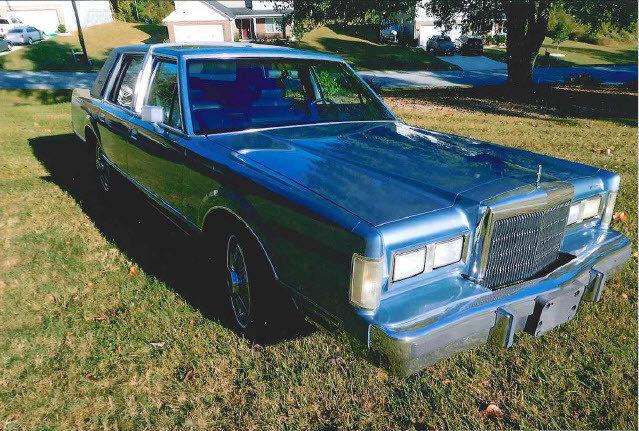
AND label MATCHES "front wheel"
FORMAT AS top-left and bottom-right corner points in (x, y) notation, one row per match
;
(27, 37), (33, 45)
(209, 223), (294, 340)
